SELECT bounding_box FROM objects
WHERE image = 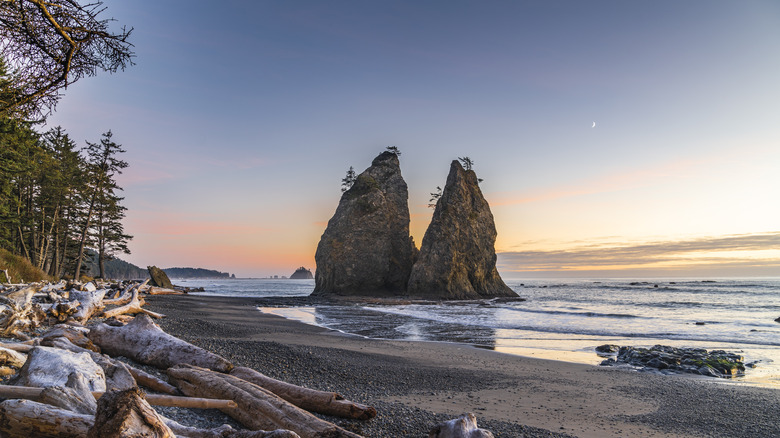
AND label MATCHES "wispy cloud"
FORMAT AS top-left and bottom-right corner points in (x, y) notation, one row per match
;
(498, 232), (780, 272)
